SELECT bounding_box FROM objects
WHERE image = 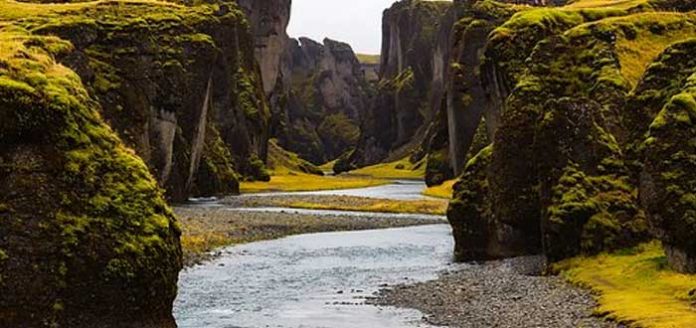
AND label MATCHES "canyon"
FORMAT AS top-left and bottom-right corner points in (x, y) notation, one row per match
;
(0, 0), (695, 327)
